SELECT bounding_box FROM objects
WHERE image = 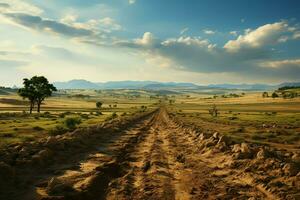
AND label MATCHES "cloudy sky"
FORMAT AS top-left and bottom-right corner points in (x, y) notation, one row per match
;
(1, 0), (300, 86)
